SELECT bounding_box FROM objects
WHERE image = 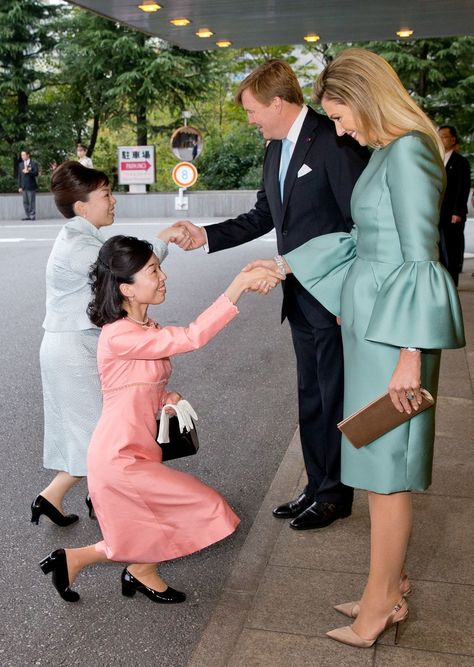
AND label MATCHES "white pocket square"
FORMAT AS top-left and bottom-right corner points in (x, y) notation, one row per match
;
(297, 164), (312, 178)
